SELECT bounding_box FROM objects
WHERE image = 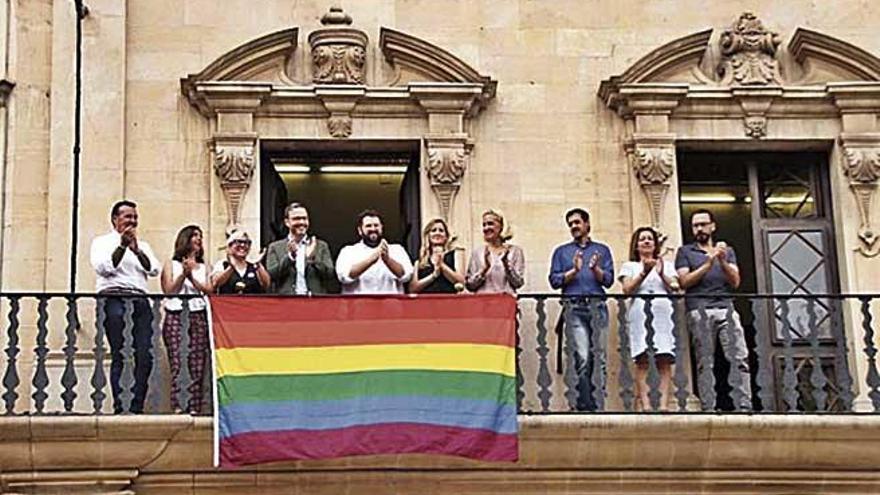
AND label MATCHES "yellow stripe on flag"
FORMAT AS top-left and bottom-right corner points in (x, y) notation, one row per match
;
(215, 343), (515, 378)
